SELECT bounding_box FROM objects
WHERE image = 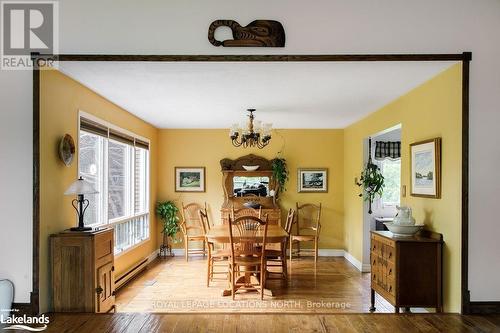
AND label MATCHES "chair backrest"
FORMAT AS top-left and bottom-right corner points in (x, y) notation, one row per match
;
(198, 208), (211, 232)
(181, 202), (207, 236)
(295, 203), (321, 236)
(283, 208), (296, 235)
(231, 205), (262, 220)
(228, 215), (269, 258)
